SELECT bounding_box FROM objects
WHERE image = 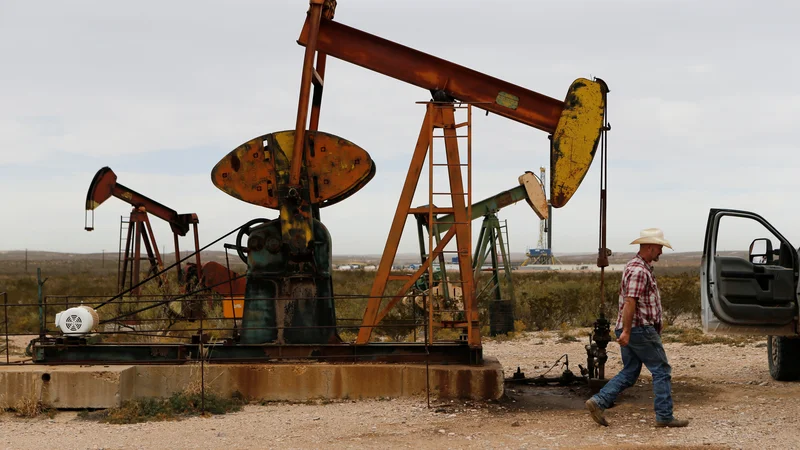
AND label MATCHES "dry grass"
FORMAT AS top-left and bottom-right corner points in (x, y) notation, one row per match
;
(8, 394), (54, 418)
(79, 390), (245, 424)
(556, 323), (588, 343)
(661, 326), (761, 346)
